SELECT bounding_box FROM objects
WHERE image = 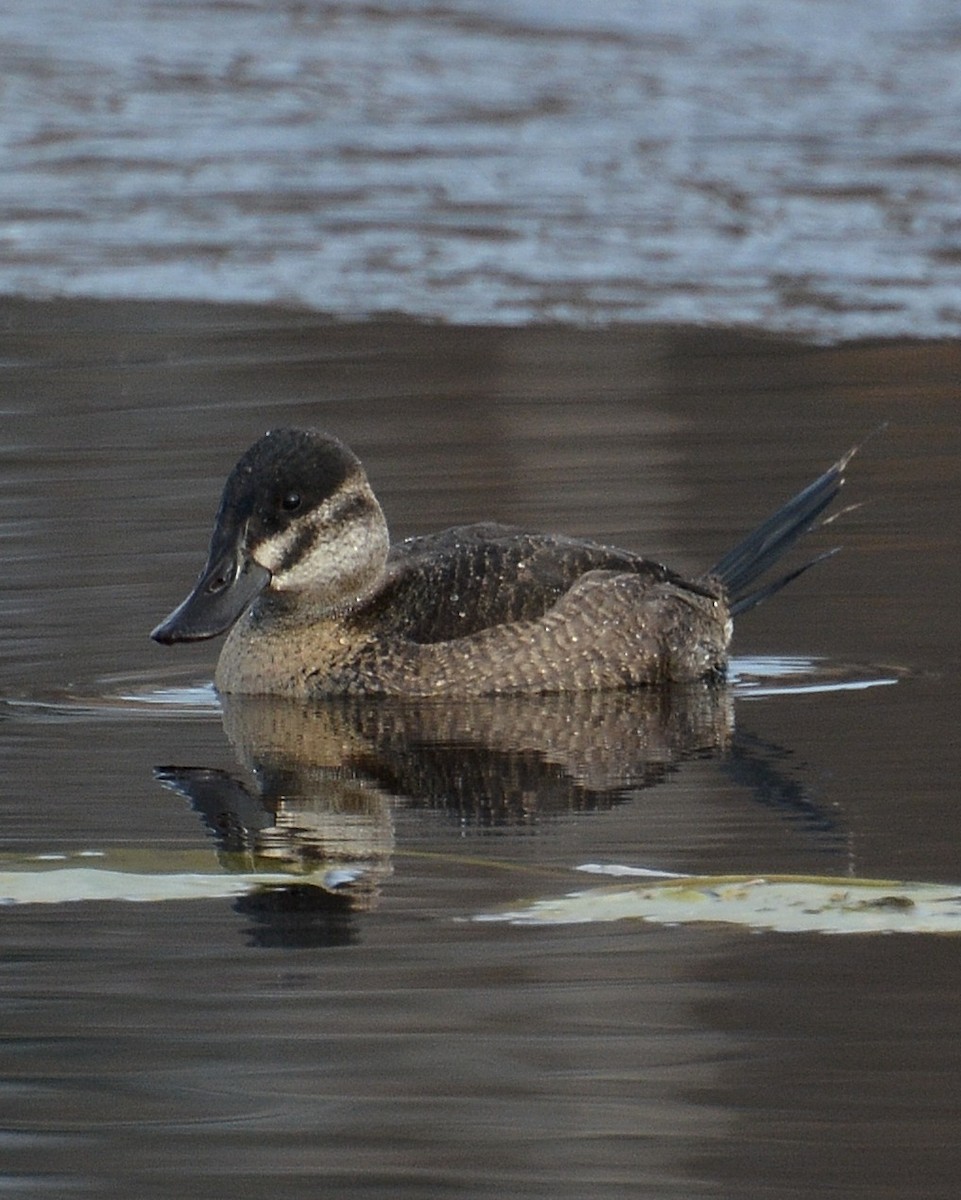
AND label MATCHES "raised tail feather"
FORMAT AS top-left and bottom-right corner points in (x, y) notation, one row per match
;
(706, 443), (860, 617)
